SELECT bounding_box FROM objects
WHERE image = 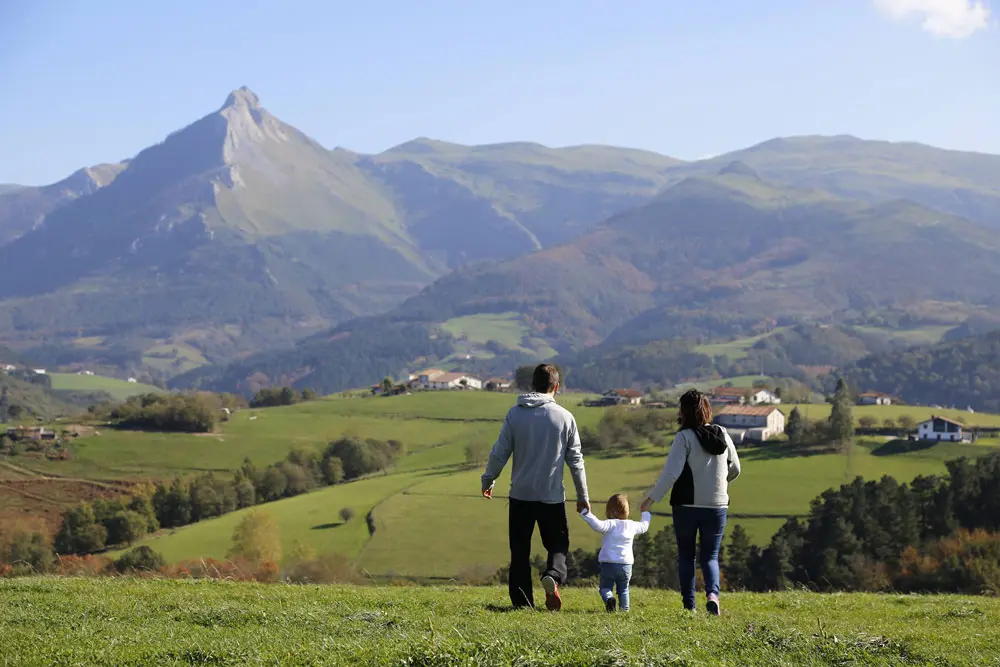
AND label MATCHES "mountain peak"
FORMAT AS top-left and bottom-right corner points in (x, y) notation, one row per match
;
(223, 87), (261, 110)
(718, 161), (761, 180)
